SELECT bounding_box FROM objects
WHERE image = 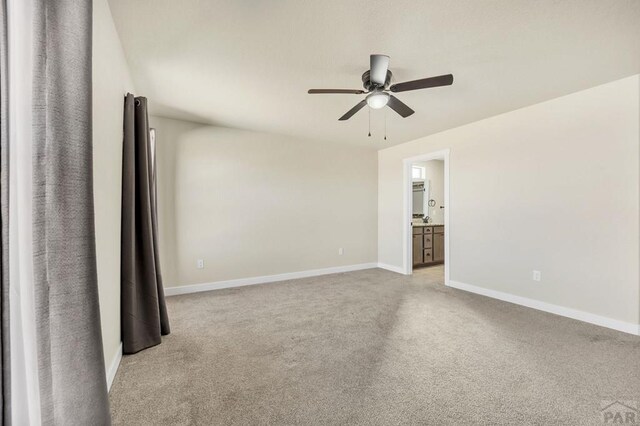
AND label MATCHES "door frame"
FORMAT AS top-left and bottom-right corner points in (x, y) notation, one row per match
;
(402, 149), (450, 285)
